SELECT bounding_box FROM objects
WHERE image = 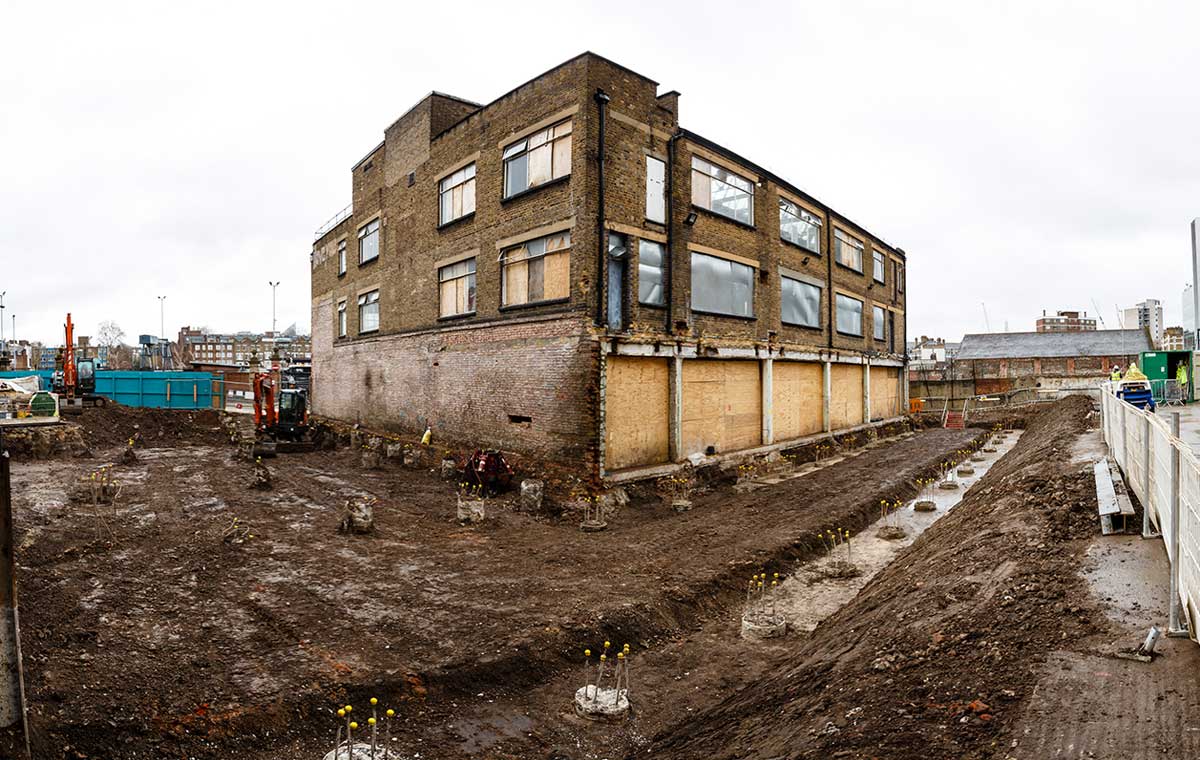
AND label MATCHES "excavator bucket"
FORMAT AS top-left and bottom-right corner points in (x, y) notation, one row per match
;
(252, 440), (278, 458)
